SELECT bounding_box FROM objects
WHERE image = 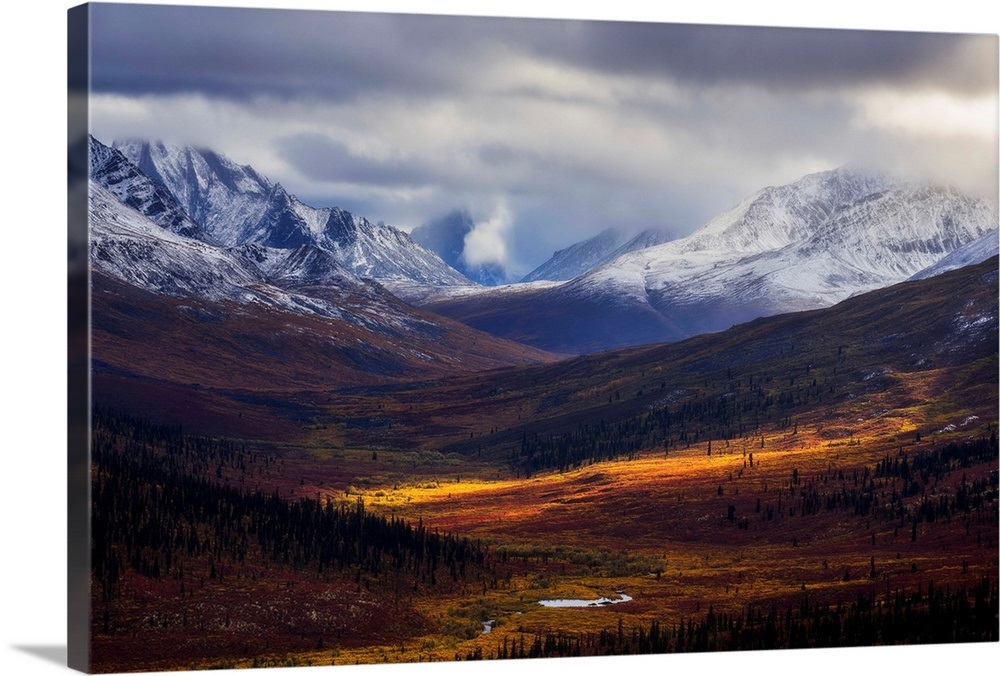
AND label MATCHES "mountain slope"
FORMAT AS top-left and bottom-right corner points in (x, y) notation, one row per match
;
(90, 175), (553, 362)
(90, 136), (203, 239)
(90, 181), (262, 301)
(520, 228), (670, 282)
(111, 139), (469, 287)
(424, 169), (997, 353)
(87, 152), (559, 440)
(520, 228), (630, 282)
(910, 229), (1000, 280)
(336, 255), (999, 456)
